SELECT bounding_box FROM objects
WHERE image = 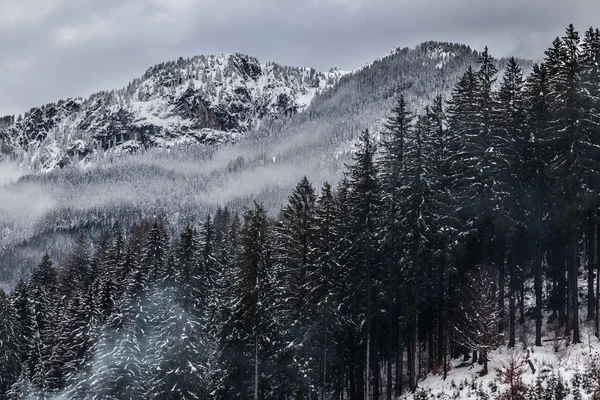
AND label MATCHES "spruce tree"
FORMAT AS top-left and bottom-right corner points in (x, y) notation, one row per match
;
(272, 176), (317, 398)
(495, 57), (526, 348)
(308, 182), (341, 399)
(343, 129), (381, 400)
(219, 202), (274, 400)
(524, 63), (551, 347)
(423, 95), (458, 376)
(88, 299), (147, 399)
(378, 94), (413, 397)
(147, 226), (210, 399)
(399, 114), (438, 391)
(0, 289), (22, 397)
